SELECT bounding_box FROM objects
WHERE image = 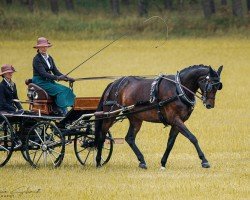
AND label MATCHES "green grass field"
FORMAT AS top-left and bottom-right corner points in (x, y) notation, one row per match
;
(0, 38), (249, 199)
